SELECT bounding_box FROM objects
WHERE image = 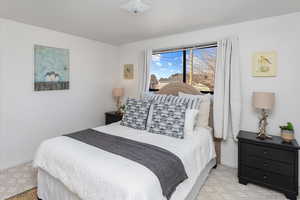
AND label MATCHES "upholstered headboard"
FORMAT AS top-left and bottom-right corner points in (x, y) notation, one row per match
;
(157, 82), (200, 95)
(157, 82), (221, 164)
